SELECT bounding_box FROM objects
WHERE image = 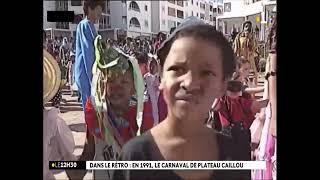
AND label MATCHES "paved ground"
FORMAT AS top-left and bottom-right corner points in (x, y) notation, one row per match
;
(51, 88), (93, 180)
